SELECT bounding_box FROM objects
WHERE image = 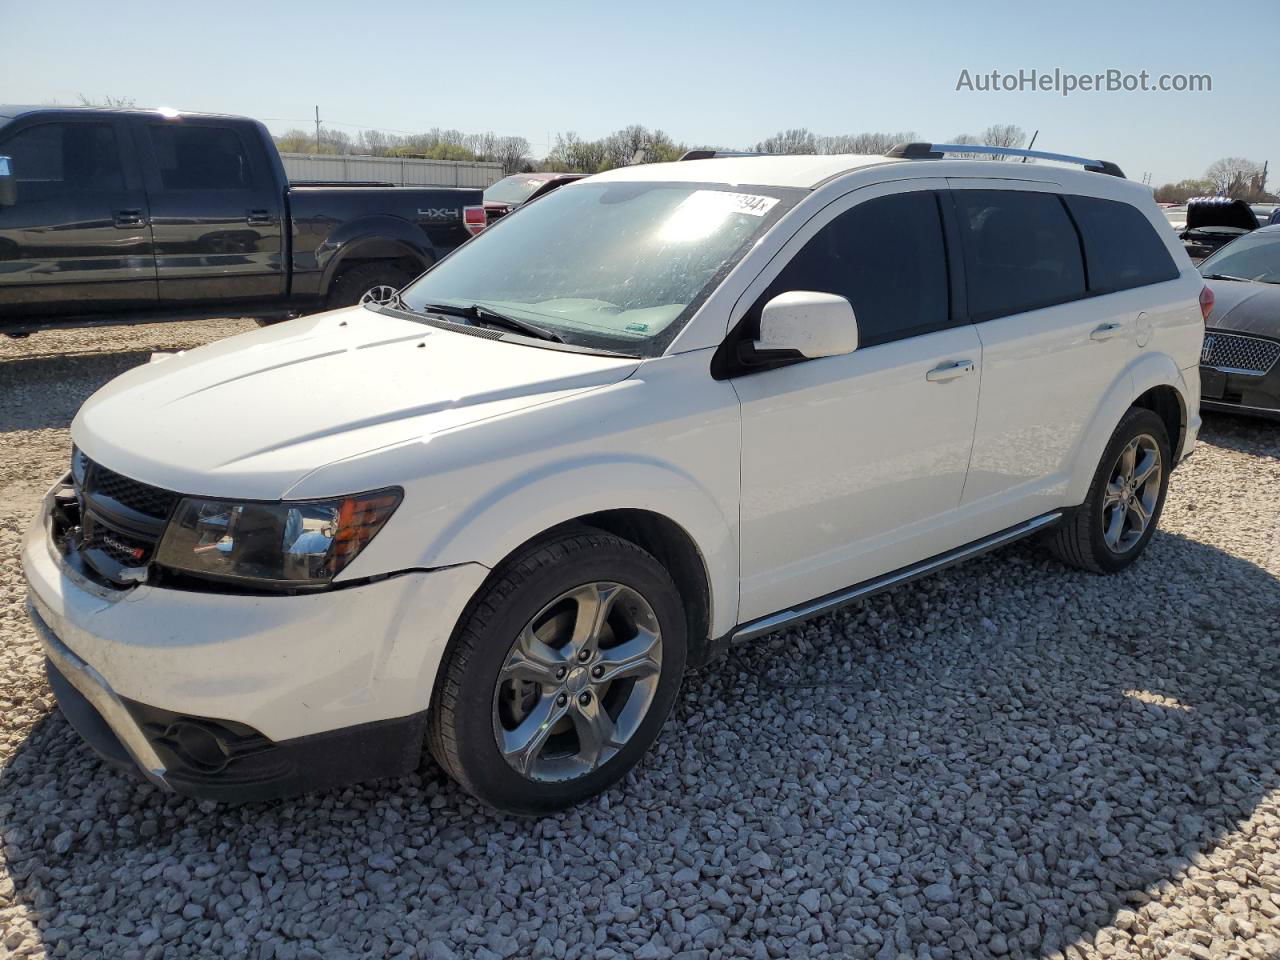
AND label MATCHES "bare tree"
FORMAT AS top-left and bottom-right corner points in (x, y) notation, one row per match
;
(495, 136), (531, 174)
(1205, 157), (1265, 198)
(1153, 178), (1215, 204)
(77, 94), (136, 108)
(982, 124), (1026, 149)
(754, 128), (818, 155)
(948, 133), (986, 159)
(358, 129), (394, 156)
(273, 129), (317, 154)
(321, 129), (352, 154)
